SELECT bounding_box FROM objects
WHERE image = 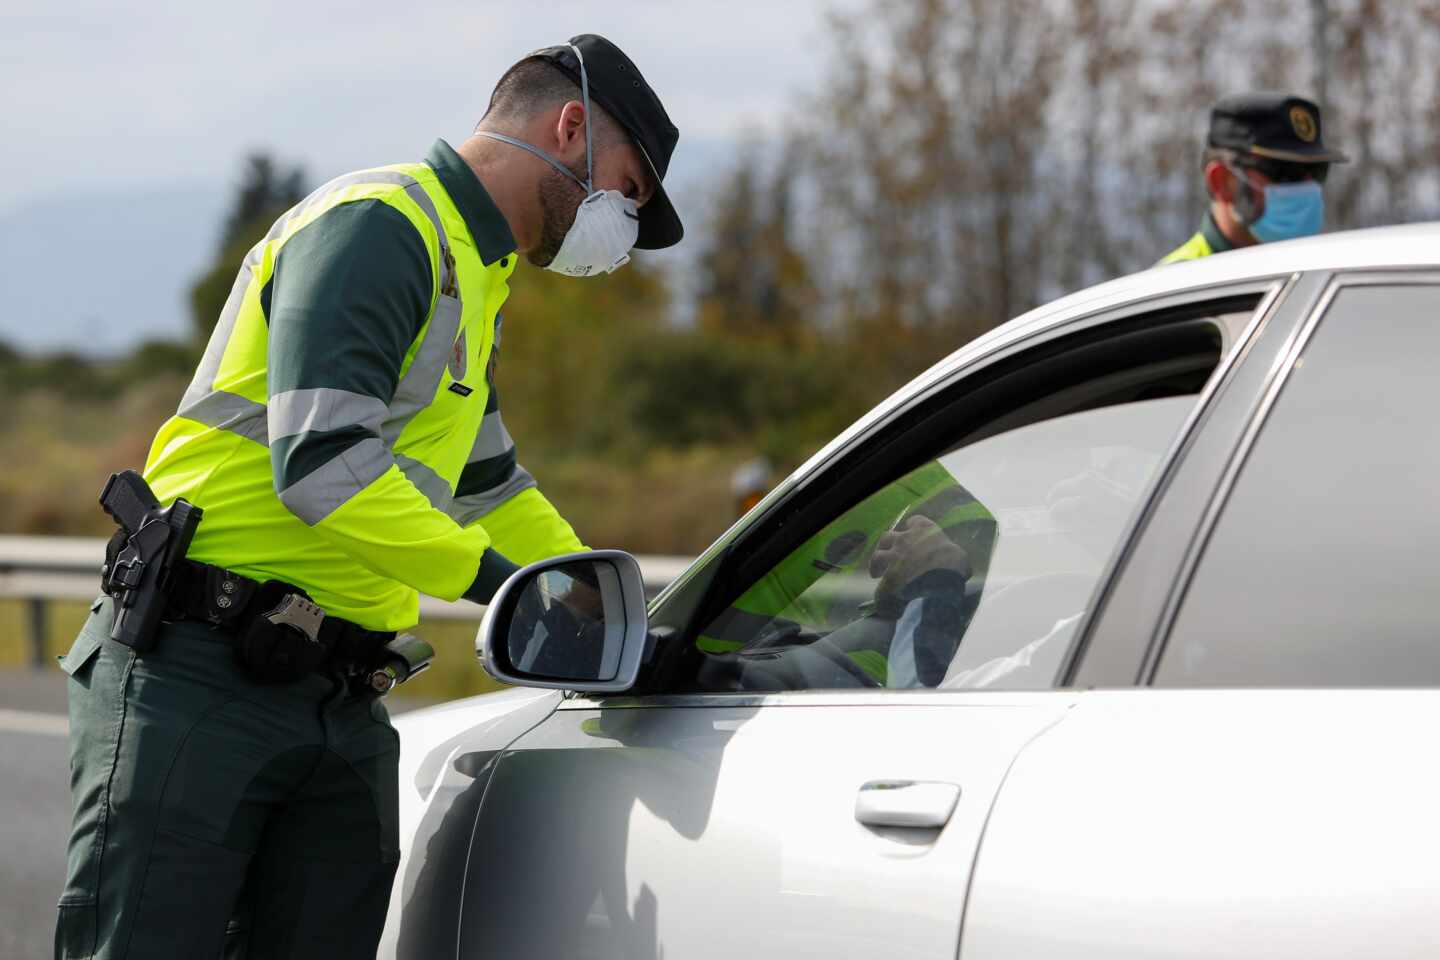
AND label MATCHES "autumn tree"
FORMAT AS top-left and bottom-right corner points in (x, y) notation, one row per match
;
(694, 145), (818, 346)
(798, 0), (1440, 401)
(609, 148), (864, 460)
(803, 0), (1067, 389)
